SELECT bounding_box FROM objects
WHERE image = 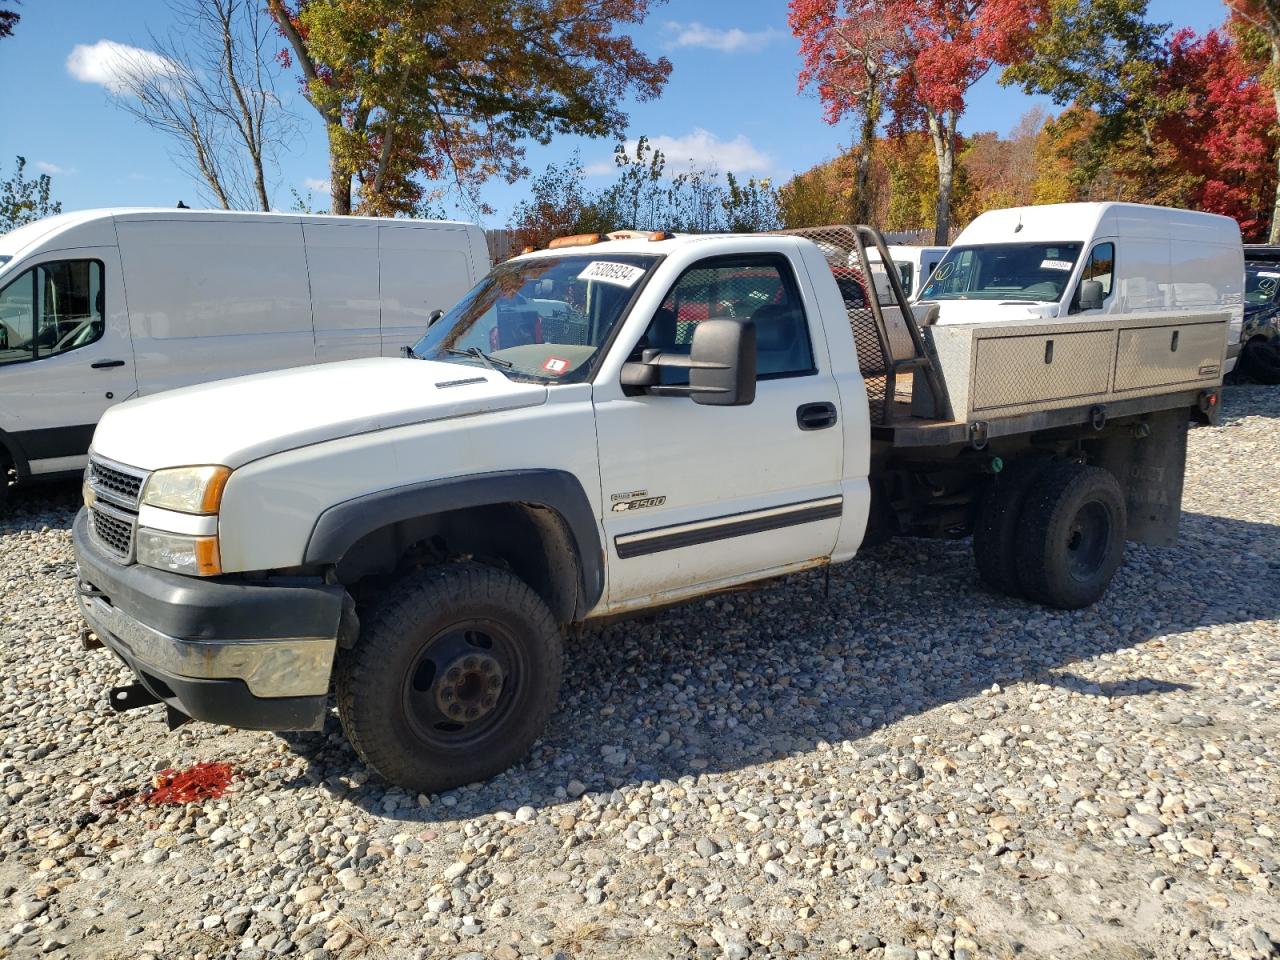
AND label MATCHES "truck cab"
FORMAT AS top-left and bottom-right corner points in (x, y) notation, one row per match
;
(74, 225), (1227, 793)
